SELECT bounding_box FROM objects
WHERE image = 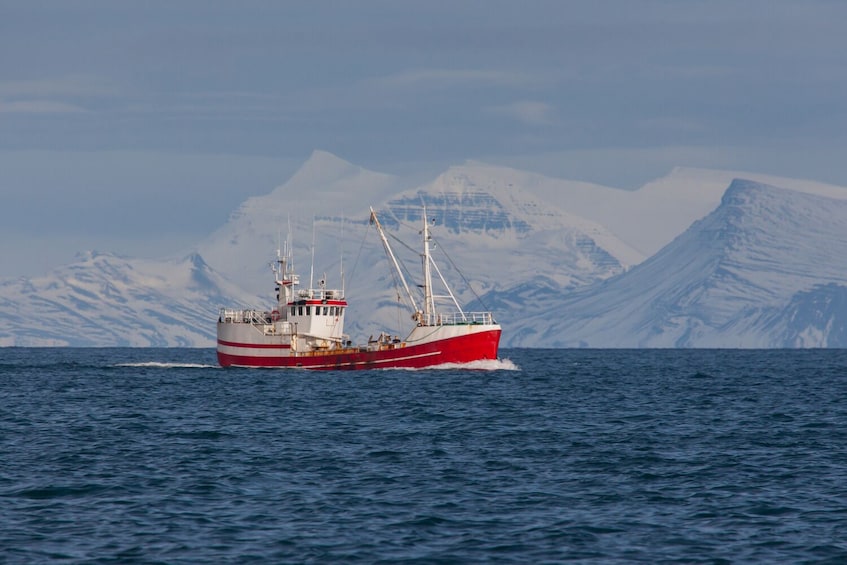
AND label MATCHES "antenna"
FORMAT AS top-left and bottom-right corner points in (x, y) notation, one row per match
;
(309, 216), (316, 289)
(272, 228), (282, 281)
(287, 214), (294, 272)
(340, 212), (345, 295)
